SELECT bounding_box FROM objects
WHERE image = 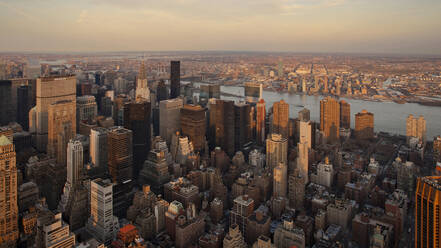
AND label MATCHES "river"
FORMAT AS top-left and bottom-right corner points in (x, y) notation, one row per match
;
(217, 85), (441, 140)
